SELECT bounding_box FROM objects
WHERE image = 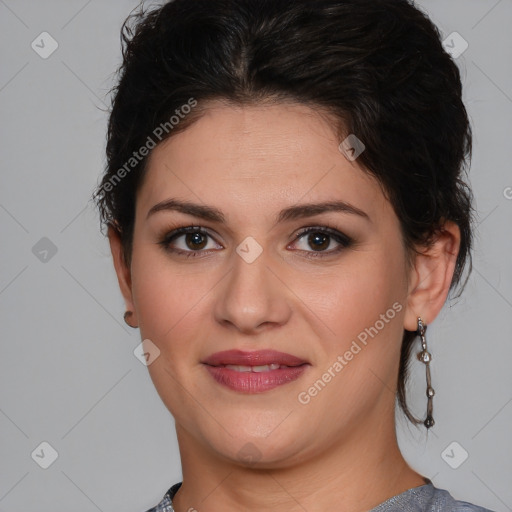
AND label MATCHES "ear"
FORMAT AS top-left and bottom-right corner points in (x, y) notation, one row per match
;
(108, 225), (137, 324)
(403, 220), (461, 331)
